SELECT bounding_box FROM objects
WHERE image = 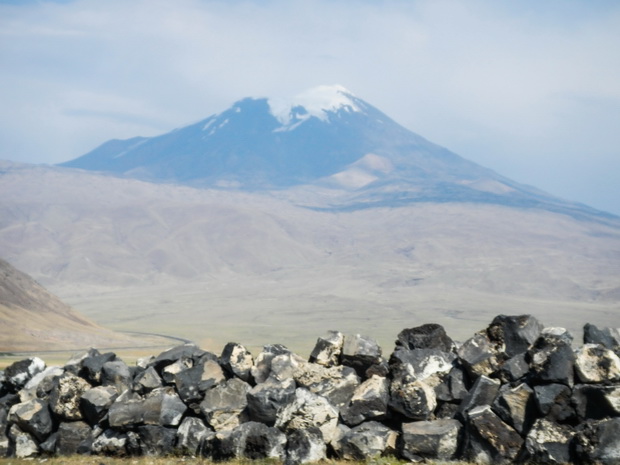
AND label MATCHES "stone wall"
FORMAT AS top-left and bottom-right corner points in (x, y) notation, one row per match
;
(1, 315), (620, 464)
